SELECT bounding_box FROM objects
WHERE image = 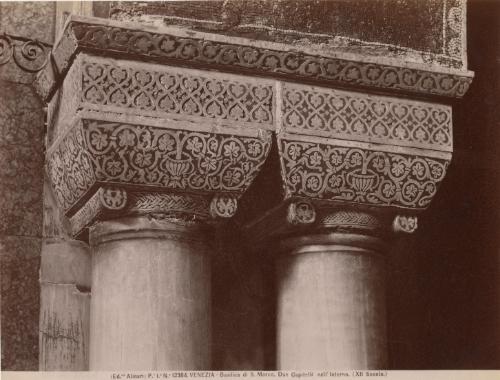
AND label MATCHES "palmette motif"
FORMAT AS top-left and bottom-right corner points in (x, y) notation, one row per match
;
(279, 139), (449, 209)
(47, 120), (272, 214)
